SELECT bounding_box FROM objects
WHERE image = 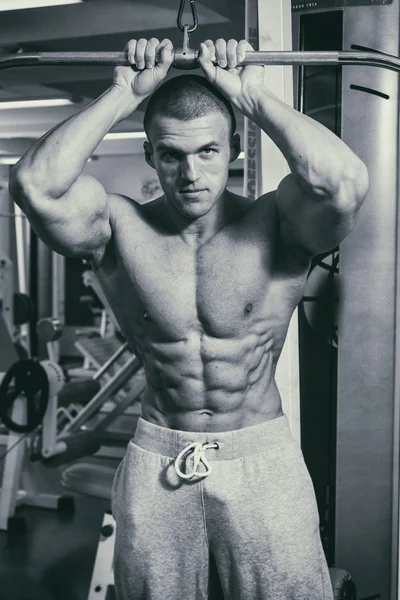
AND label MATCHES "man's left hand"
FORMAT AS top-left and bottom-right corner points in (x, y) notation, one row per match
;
(198, 39), (265, 114)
